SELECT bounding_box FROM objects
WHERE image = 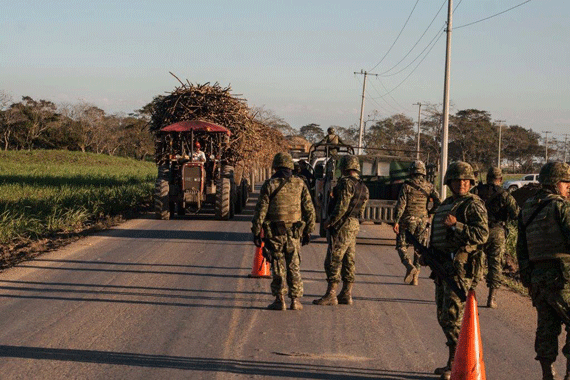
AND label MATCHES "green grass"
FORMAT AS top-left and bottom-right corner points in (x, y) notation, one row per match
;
(0, 150), (156, 245)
